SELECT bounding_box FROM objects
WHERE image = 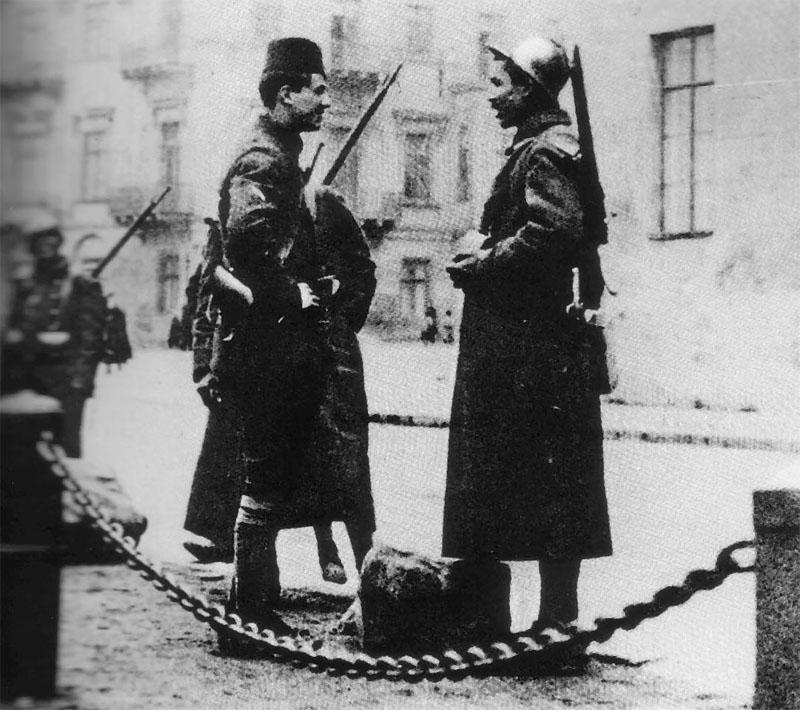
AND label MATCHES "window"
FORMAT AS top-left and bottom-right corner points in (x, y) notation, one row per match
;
(15, 132), (48, 205)
(19, 7), (47, 74)
(158, 252), (180, 314)
(160, 0), (182, 62)
(81, 130), (109, 201)
(403, 132), (433, 204)
(456, 125), (471, 203)
(330, 14), (359, 70)
(406, 4), (433, 60)
(400, 258), (431, 320)
(160, 121), (181, 196)
(84, 2), (111, 60)
(654, 27), (715, 238)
